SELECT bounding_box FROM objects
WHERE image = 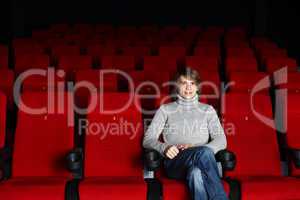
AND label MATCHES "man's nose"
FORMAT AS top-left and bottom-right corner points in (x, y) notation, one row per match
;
(186, 83), (192, 90)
